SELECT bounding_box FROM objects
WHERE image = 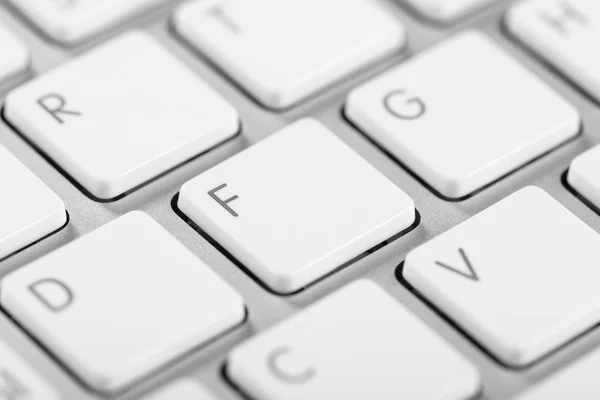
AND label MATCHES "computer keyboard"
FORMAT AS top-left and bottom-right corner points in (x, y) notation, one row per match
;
(1, 0), (600, 399)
